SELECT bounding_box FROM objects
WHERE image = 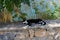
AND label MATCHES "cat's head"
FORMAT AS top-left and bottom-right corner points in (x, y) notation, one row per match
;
(23, 19), (28, 24)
